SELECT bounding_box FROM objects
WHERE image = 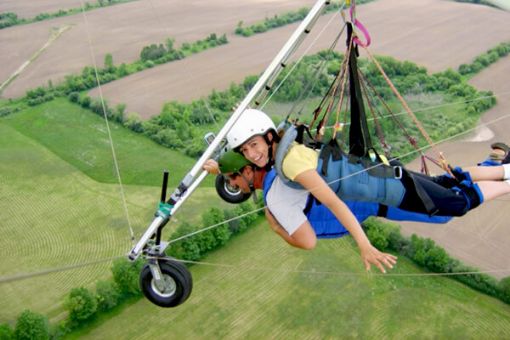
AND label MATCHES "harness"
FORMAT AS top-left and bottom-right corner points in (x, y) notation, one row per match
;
(274, 125), (407, 207)
(263, 168), (352, 238)
(262, 165), (452, 239)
